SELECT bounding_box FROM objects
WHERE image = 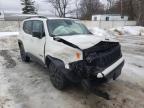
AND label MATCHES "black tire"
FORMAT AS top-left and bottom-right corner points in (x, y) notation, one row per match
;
(19, 44), (30, 62)
(49, 63), (67, 90)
